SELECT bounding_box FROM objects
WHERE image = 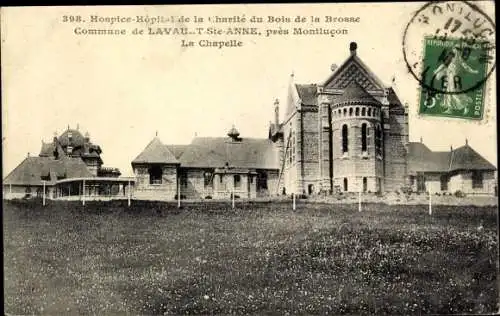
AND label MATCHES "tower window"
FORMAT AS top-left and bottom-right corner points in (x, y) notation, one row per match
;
(367, 108), (372, 116)
(361, 123), (368, 152)
(355, 107), (360, 116)
(342, 124), (349, 153)
(361, 107), (366, 116)
(349, 108), (353, 116)
(343, 108), (347, 116)
(375, 125), (382, 157)
(343, 178), (348, 191)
